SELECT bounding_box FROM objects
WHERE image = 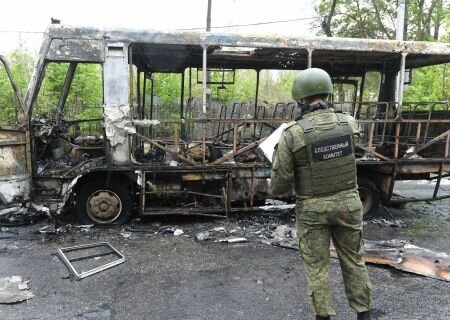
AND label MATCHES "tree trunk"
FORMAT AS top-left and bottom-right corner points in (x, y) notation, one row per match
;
(322, 0), (337, 37)
(417, 0), (425, 40)
(433, 0), (443, 40)
(404, 0), (409, 40)
(372, 0), (394, 39)
(443, 64), (448, 100)
(423, 0), (438, 40)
